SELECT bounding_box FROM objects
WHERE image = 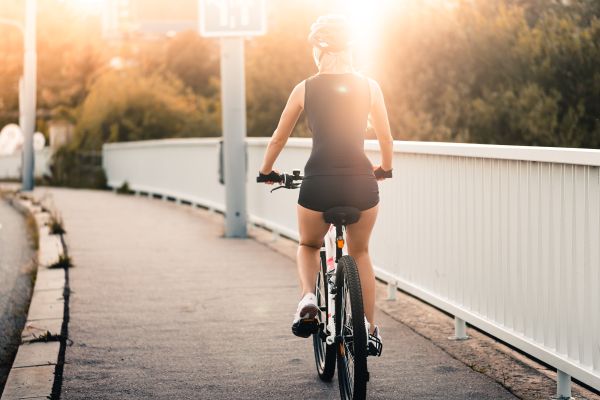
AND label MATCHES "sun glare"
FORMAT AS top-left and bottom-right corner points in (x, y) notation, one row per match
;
(334, 0), (392, 72)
